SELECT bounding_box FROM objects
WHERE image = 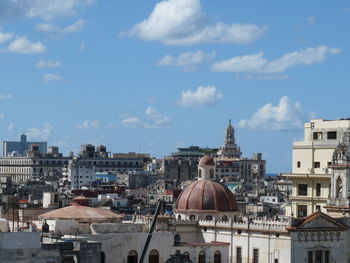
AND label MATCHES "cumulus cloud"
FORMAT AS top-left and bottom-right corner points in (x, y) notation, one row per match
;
(0, 94), (13, 99)
(26, 123), (52, 140)
(0, 0), (94, 21)
(43, 73), (63, 83)
(6, 37), (46, 54)
(157, 50), (215, 70)
(127, 0), (266, 45)
(177, 86), (223, 107)
(145, 107), (171, 126)
(121, 107), (171, 128)
(75, 120), (100, 130)
(36, 60), (62, 68)
(36, 19), (85, 36)
(238, 96), (311, 131)
(0, 32), (14, 43)
(211, 46), (341, 74)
